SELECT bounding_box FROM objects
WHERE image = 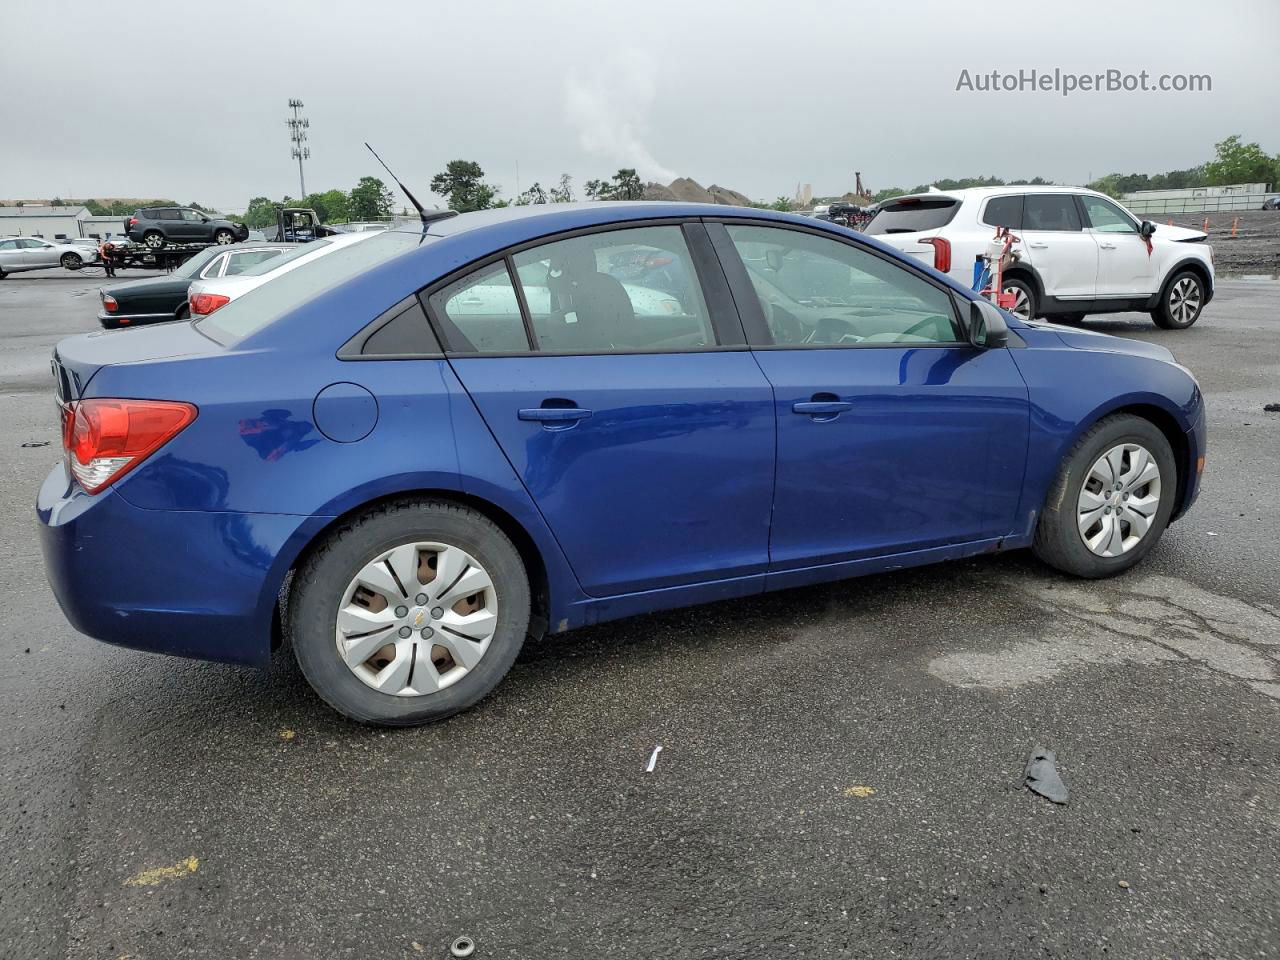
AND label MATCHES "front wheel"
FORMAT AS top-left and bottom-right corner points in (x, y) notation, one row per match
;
(61, 252), (83, 270)
(289, 500), (531, 726)
(213, 229), (234, 245)
(1033, 414), (1177, 578)
(1152, 270), (1205, 329)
